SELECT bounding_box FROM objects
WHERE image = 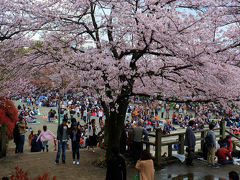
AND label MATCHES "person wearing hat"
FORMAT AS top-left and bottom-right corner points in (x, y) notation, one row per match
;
(216, 140), (233, 165)
(70, 122), (81, 165)
(184, 120), (196, 166)
(55, 118), (69, 164)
